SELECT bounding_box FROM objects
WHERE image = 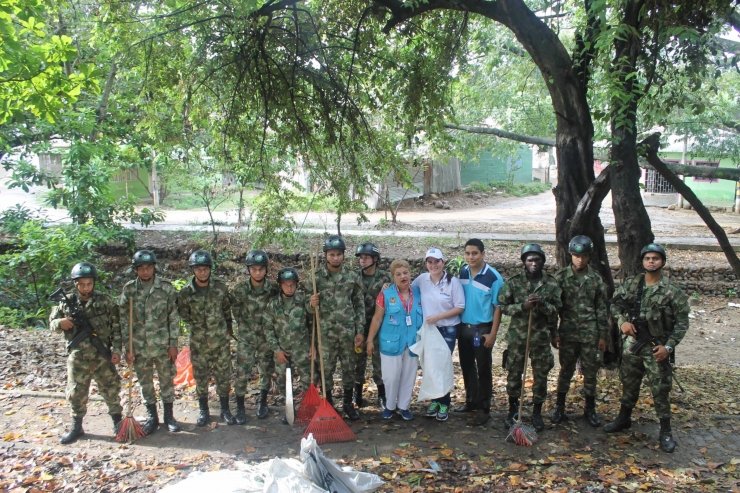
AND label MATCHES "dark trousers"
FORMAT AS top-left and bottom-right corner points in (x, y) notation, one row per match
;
(458, 323), (493, 411)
